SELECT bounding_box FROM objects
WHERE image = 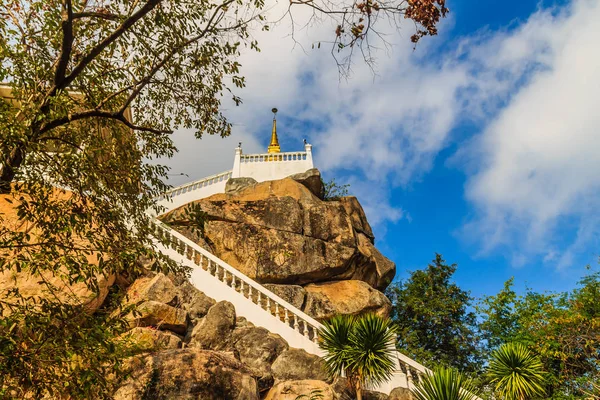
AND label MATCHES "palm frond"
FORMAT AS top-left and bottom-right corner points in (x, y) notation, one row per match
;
(487, 342), (546, 400)
(348, 313), (398, 387)
(320, 314), (356, 377)
(412, 367), (478, 400)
